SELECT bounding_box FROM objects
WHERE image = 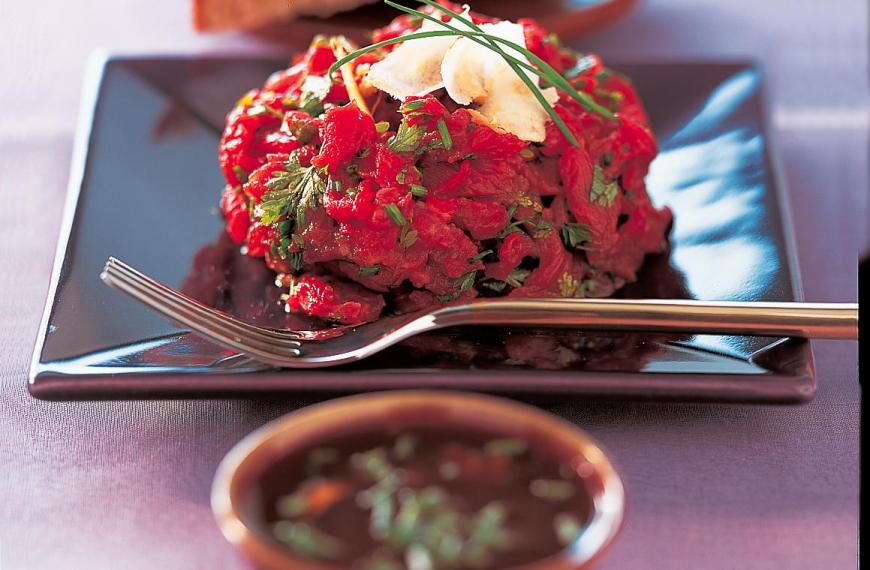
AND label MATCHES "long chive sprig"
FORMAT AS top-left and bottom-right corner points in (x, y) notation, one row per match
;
(408, 0), (616, 120)
(328, 1), (619, 147)
(384, 0), (579, 146)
